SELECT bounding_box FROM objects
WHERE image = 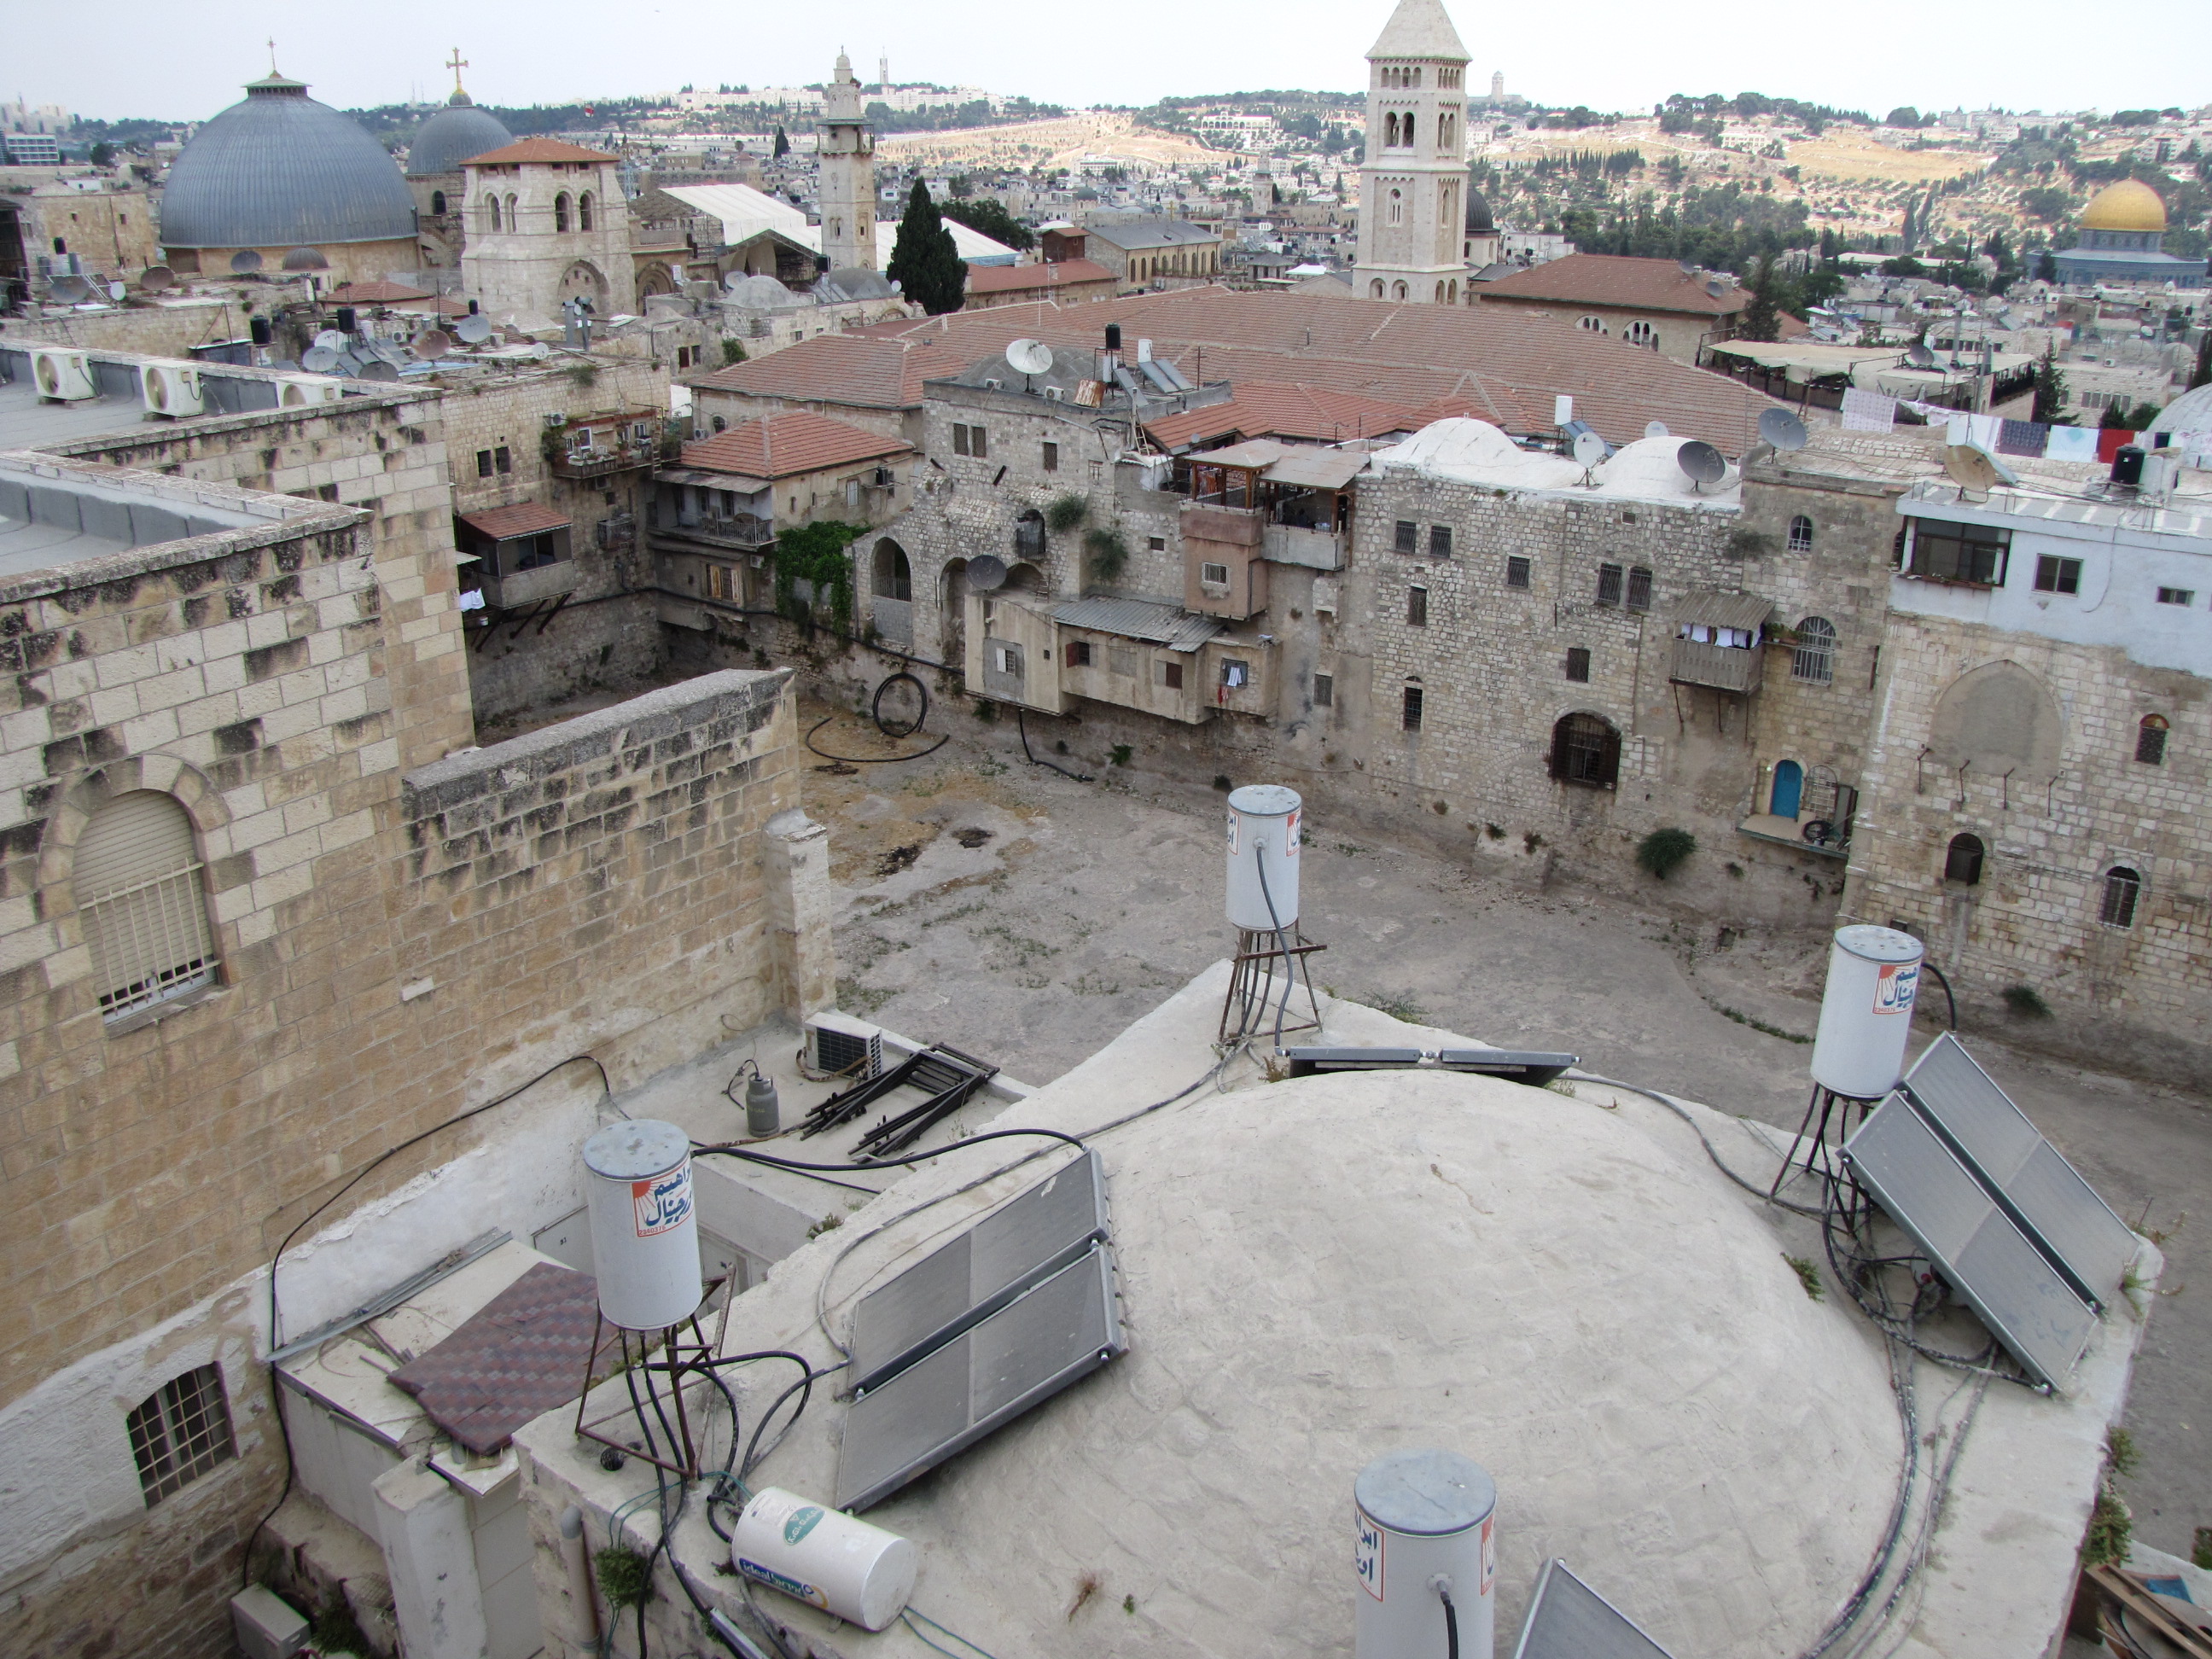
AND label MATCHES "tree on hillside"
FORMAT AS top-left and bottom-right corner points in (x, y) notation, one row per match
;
(772, 125), (789, 158)
(2032, 345), (2069, 423)
(888, 180), (966, 314)
(941, 196), (1035, 250)
(1742, 254), (1783, 341)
